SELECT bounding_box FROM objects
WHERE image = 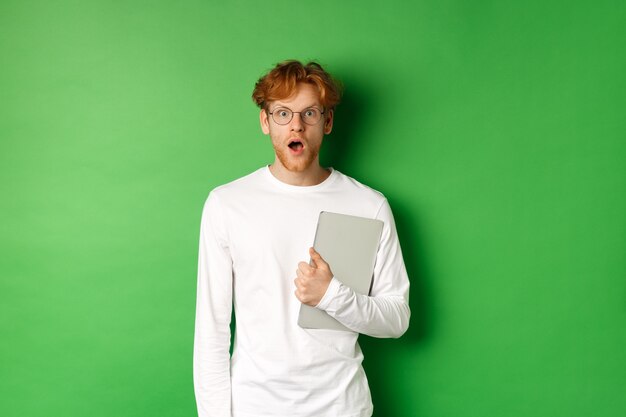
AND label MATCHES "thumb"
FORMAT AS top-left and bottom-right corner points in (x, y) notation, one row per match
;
(309, 247), (327, 269)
